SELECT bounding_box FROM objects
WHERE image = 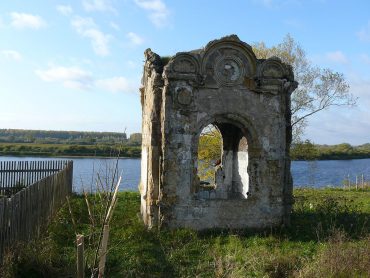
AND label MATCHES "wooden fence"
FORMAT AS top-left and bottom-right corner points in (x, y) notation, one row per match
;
(0, 160), (68, 197)
(0, 160), (73, 262)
